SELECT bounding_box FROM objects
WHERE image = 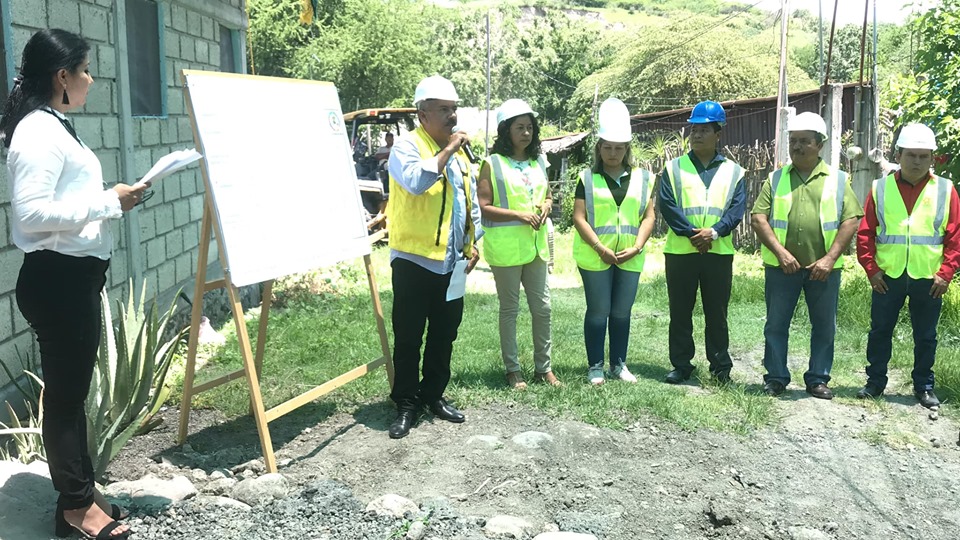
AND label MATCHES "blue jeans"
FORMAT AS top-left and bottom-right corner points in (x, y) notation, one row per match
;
(865, 273), (941, 392)
(579, 266), (641, 370)
(762, 266), (841, 387)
